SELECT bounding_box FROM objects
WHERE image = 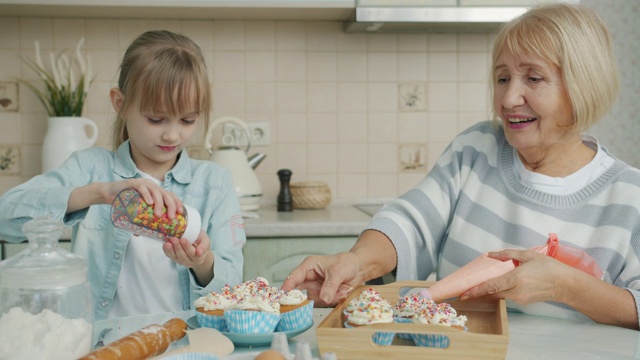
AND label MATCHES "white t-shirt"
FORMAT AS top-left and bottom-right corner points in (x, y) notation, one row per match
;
(108, 174), (182, 318)
(514, 135), (615, 195)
